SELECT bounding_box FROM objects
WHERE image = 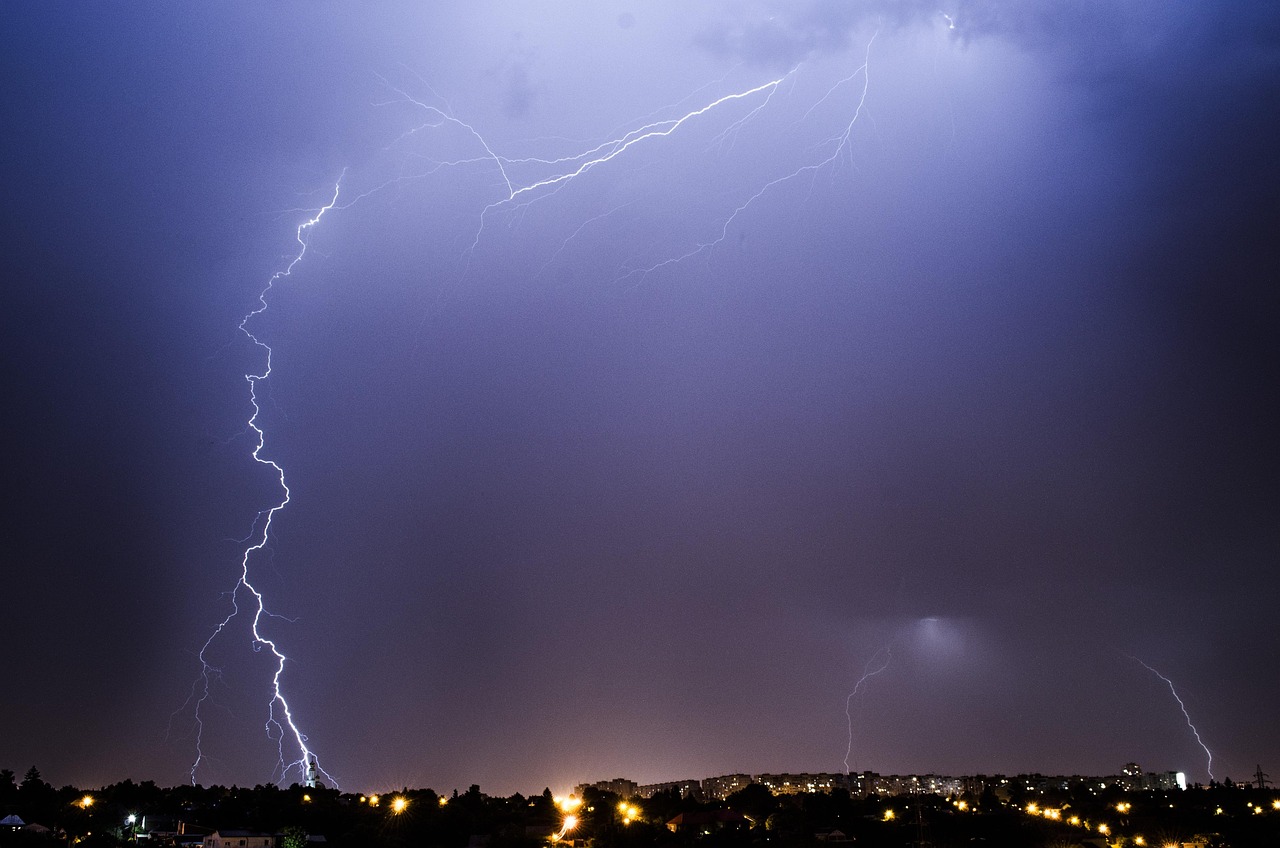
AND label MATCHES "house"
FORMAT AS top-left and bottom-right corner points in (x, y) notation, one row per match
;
(813, 828), (854, 842)
(665, 810), (751, 835)
(203, 830), (276, 848)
